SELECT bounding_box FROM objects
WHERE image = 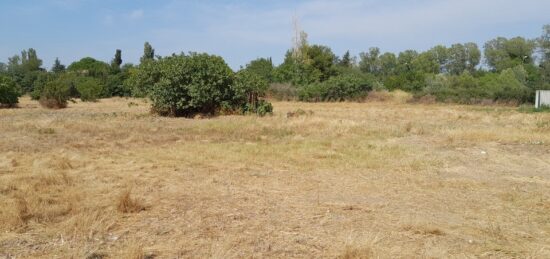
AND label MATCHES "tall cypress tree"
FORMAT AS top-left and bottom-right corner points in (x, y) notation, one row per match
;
(140, 42), (155, 63)
(111, 49), (123, 72)
(52, 58), (66, 73)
